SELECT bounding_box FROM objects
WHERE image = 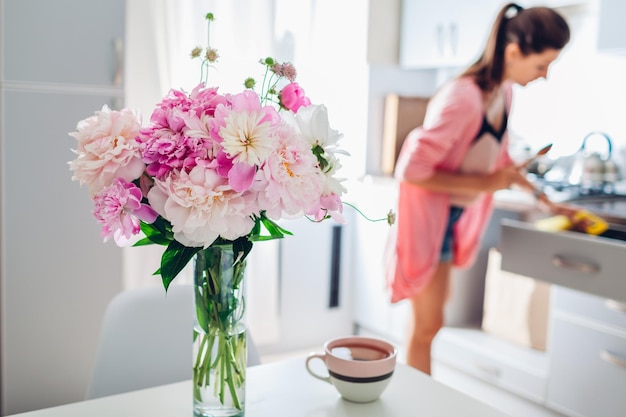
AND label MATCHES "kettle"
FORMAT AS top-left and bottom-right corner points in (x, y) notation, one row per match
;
(568, 131), (620, 189)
